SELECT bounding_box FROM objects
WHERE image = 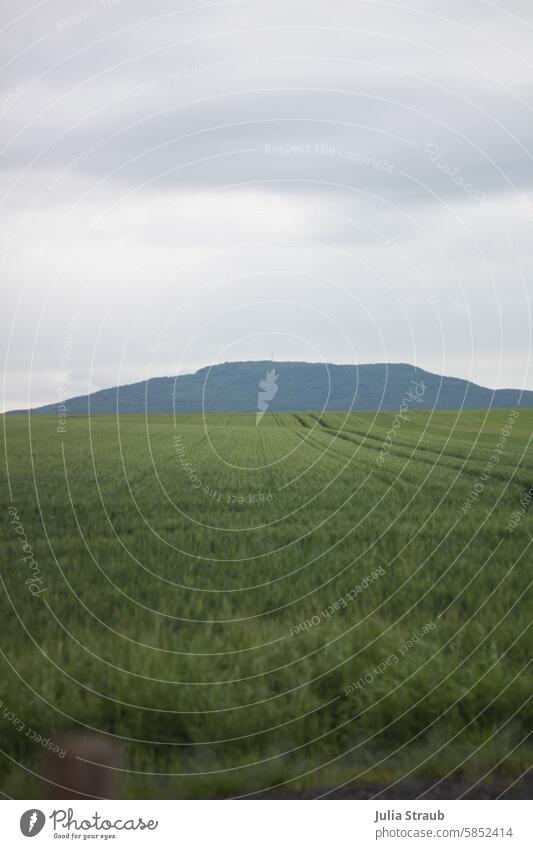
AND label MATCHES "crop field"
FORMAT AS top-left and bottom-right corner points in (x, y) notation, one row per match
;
(1, 409), (532, 798)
